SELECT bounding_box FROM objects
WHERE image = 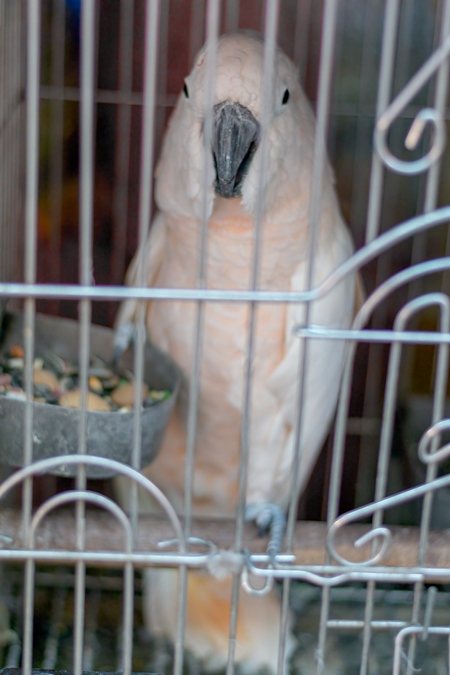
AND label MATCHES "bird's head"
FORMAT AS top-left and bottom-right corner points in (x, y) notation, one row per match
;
(155, 32), (317, 223)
